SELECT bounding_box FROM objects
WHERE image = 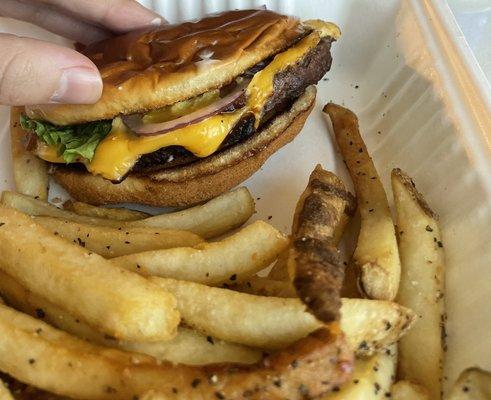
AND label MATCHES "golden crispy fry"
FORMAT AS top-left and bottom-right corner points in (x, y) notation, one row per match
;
(151, 277), (415, 354)
(10, 107), (48, 200)
(63, 200), (149, 221)
(34, 216), (203, 258)
(122, 328), (262, 366)
(0, 270), (261, 366)
(113, 221), (287, 284)
(289, 164), (356, 322)
(127, 187), (255, 238)
(291, 165), (354, 242)
(0, 206), (179, 342)
(2, 188), (254, 238)
(2, 191), (78, 219)
(230, 277), (415, 357)
(229, 276), (297, 297)
(392, 168), (445, 400)
(0, 377), (14, 400)
(0, 302), (352, 400)
(0, 376), (69, 400)
(231, 277), (415, 357)
(269, 165), (354, 288)
(323, 103), (400, 301)
(340, 298), (414, 357)
(447, 368), (491, 400)
(151, 277), (320, 349)
(391, 381), (431, 400)
(324, 345), (397, 399)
